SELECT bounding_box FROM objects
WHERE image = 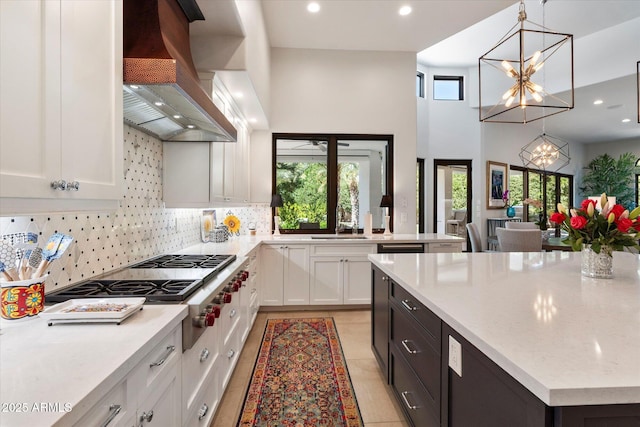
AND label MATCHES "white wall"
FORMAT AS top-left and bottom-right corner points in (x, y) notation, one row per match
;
(254, 47), (418, 233)
(418, 63), (591, 246)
